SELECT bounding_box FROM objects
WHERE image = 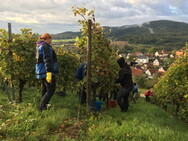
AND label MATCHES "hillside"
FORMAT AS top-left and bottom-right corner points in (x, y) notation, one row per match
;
(52, 31), (81, 39)
(52, 20), (188, 51)
(108, 20), (188, 49)
(107, 20), (188, 35)
(0, 88), (188, 140)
